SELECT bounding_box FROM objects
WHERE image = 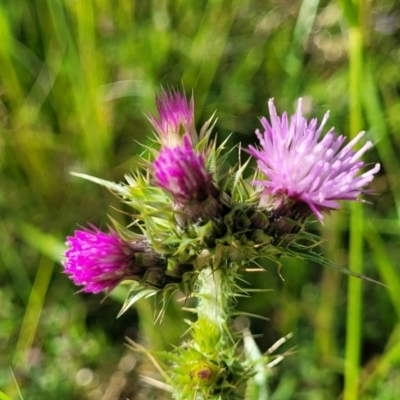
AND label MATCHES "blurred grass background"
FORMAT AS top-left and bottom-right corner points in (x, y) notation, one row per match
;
(0, 0), (399, 399)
